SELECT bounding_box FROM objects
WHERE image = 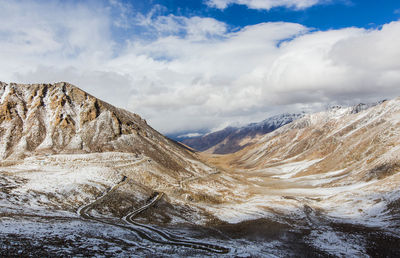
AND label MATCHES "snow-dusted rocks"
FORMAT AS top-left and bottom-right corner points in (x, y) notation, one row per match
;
(0, 82), (149, 158)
